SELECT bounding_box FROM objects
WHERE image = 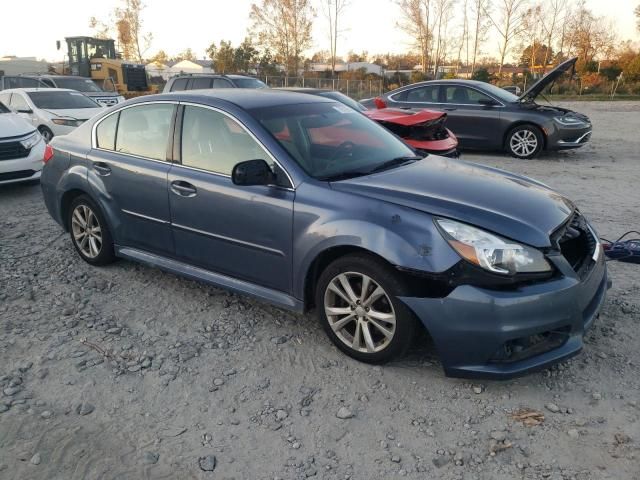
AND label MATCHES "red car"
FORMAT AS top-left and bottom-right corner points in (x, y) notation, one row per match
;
(280, 88), (459, 157)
